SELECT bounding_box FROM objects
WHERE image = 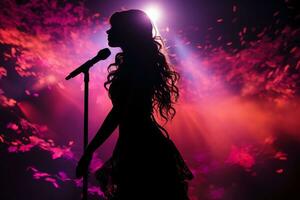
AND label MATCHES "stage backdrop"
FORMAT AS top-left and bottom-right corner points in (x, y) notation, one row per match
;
(0, 0), (299, 199)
